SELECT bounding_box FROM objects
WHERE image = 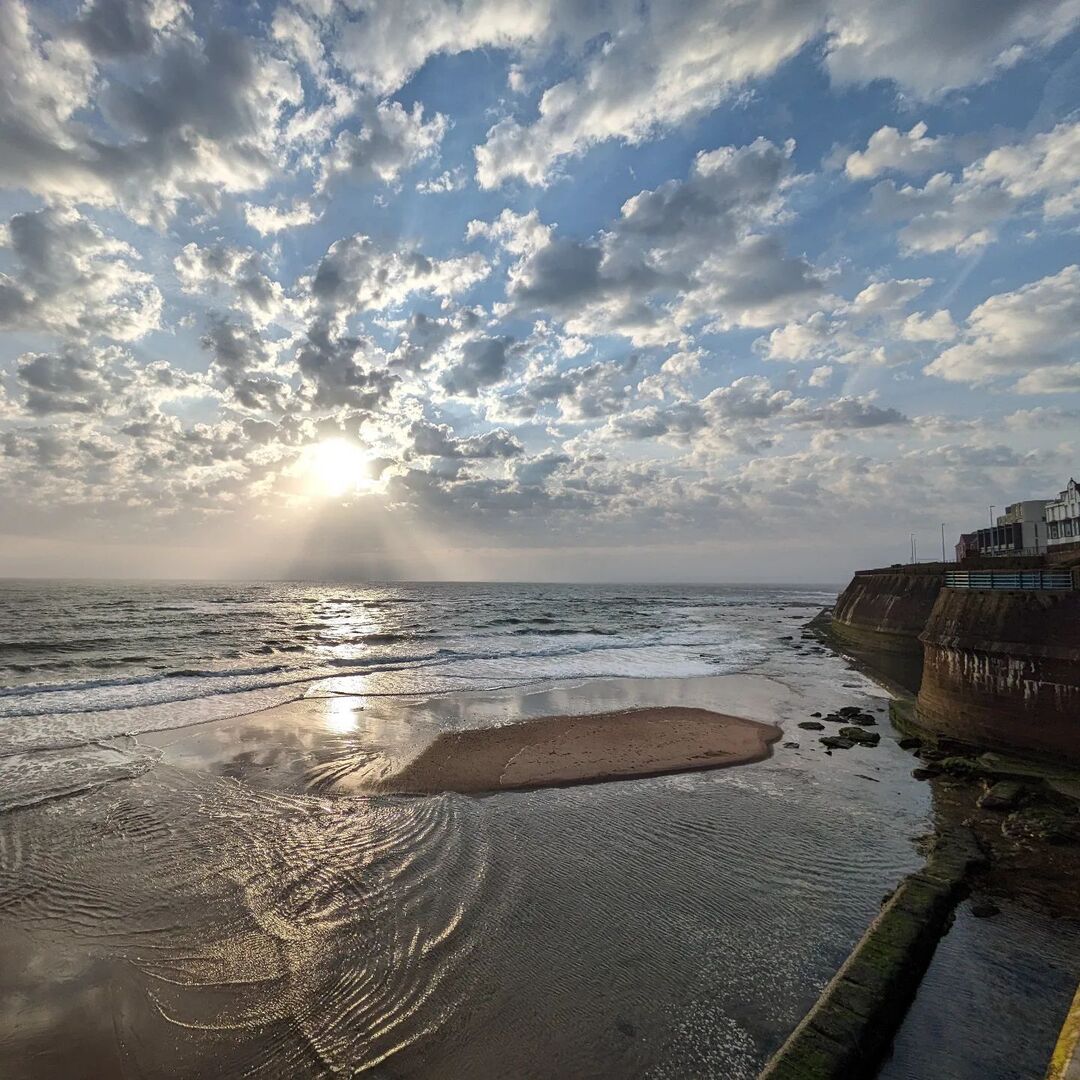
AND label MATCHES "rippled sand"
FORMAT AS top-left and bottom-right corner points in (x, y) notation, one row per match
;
(375, 706), (781, 794)
(4, 670), (1075, 1079)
